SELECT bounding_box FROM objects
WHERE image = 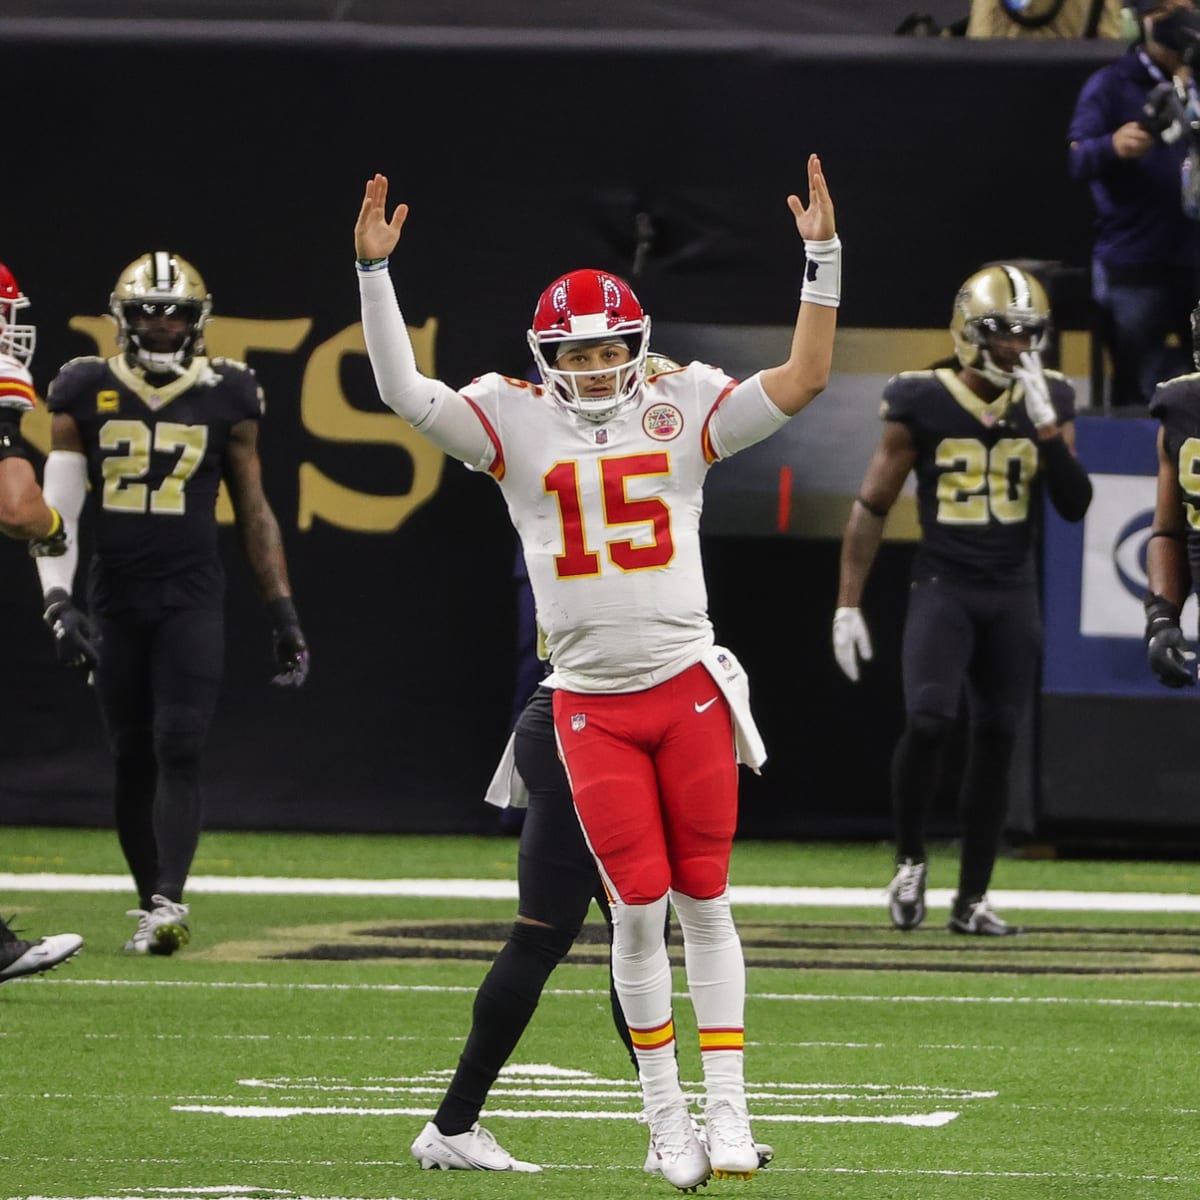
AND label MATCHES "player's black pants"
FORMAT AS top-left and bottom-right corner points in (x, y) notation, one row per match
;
(892, 578), (1041, 901)
(92, 604), (224, 910)
(433, 685), (642, 1136)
